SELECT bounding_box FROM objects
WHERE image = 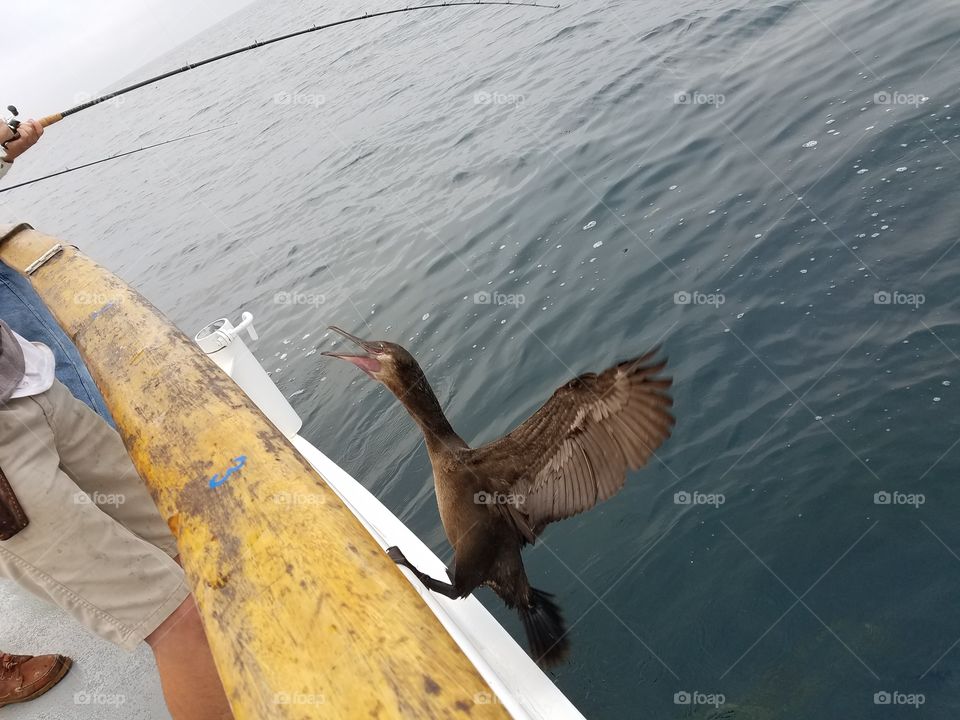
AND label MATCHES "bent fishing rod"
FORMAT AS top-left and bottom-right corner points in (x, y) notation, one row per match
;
(3, 1), (557, 139)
